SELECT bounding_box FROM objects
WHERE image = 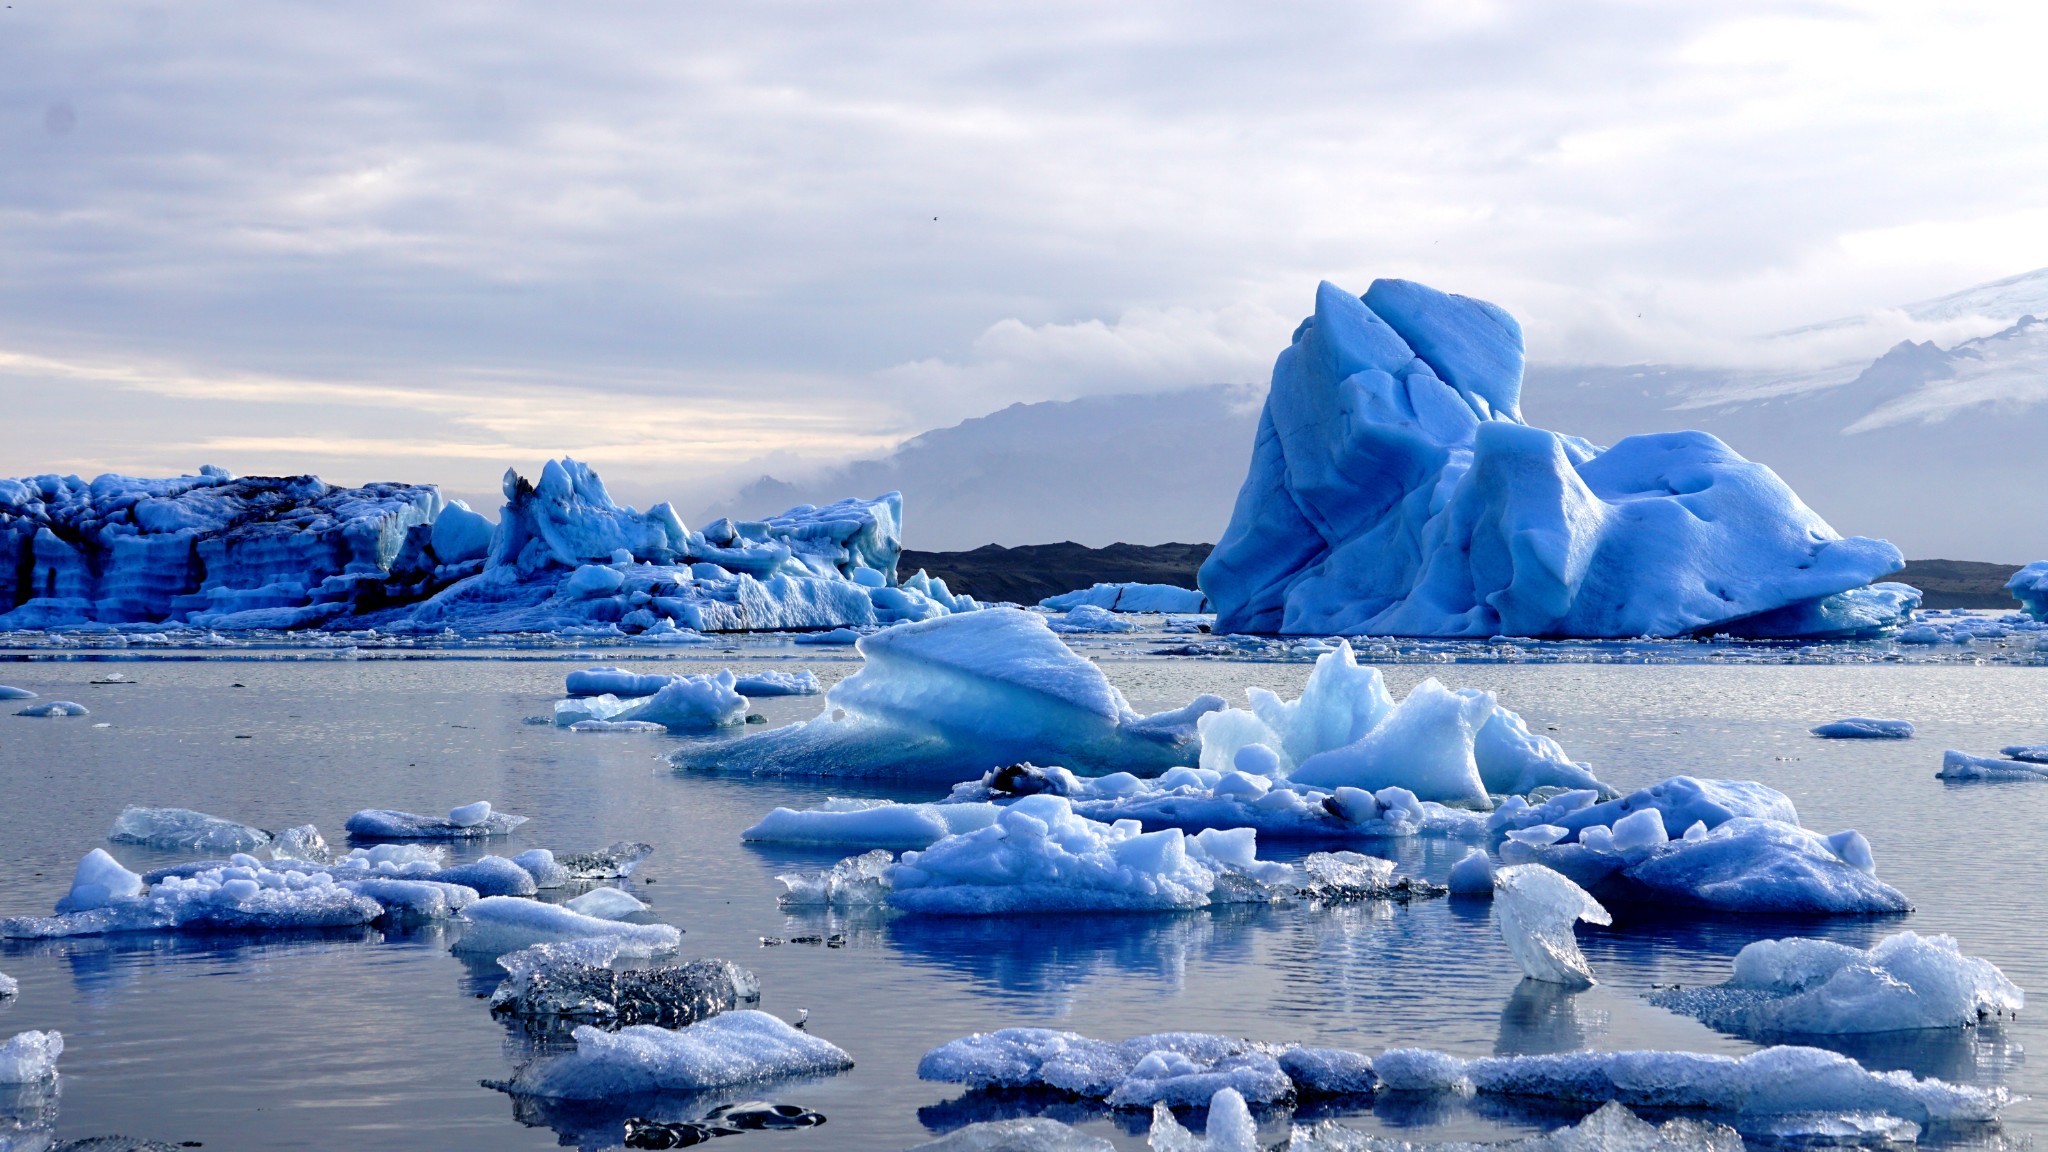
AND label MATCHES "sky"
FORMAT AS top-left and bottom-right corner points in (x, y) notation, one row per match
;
(5, 1), (2048, 511)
